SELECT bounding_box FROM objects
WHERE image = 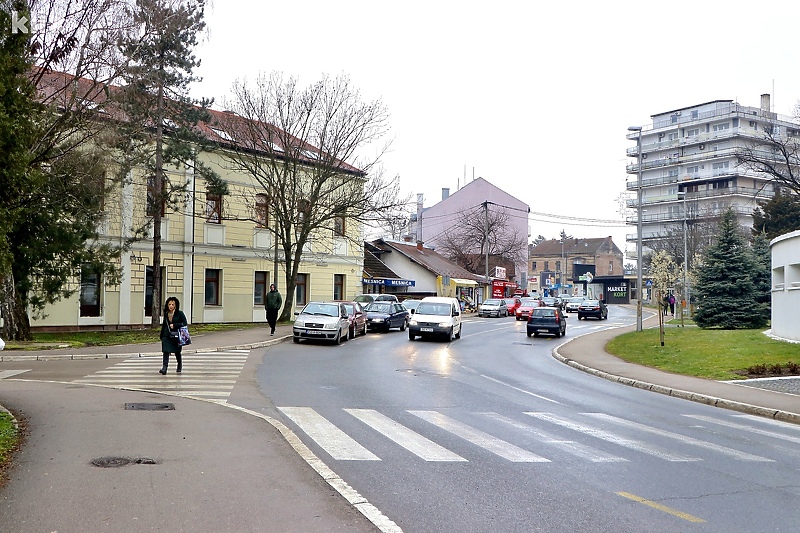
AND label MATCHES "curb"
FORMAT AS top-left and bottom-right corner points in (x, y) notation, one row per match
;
(551, 346), (800, 425)
(0, 335), (291, 362)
